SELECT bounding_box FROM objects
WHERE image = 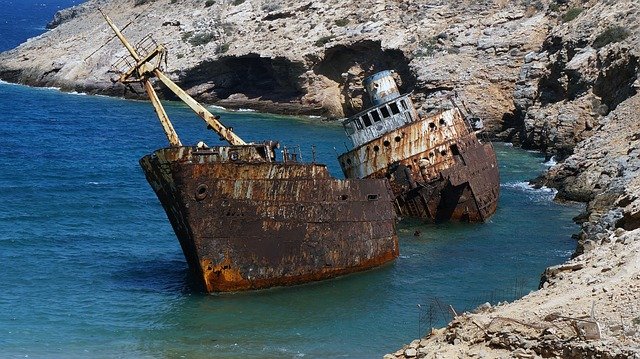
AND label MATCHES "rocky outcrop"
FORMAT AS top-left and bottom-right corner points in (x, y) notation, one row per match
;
(386, 1), (640, 357)
(0, 0), (552, 124)
(509, 0), (639, 158)
(387, 90), (640, 359)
